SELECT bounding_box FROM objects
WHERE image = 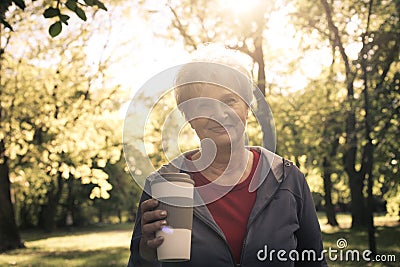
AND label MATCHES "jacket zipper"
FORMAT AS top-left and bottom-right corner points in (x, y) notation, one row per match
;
(239, 175), (284, 266)
(194, 209), (237, 266)
(238, 199), (272, 267)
